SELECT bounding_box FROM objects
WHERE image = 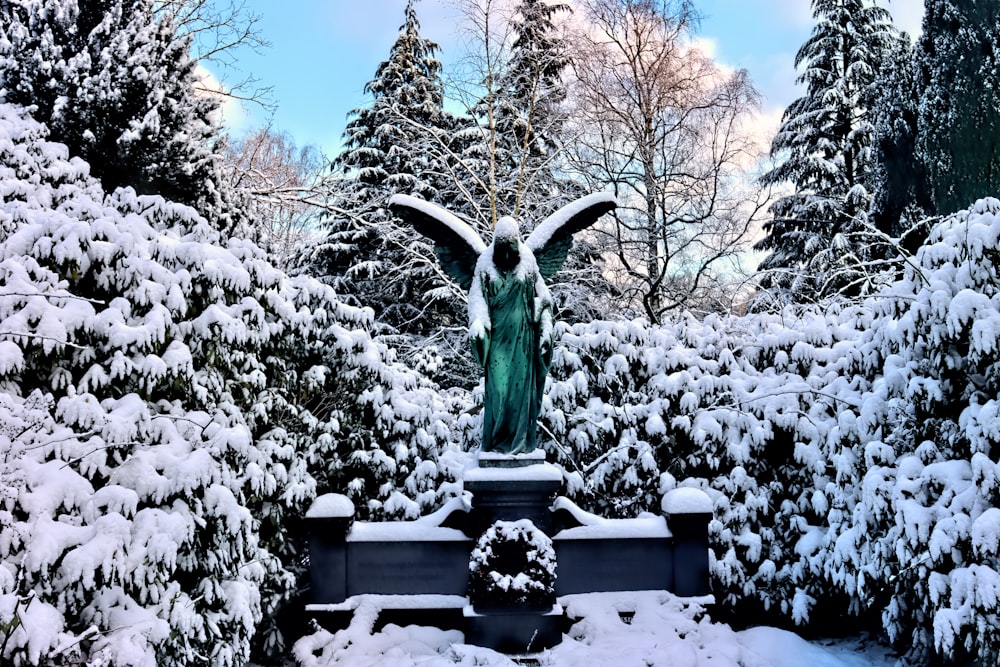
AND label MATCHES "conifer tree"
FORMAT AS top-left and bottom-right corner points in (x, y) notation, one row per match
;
(311, 0), (475, 385)
(0, 0), (235, 231)
(468, 0), (576, 220)
(867, 36), (932, 252)
(756, 0), (898, 303)
(453, 0), (617, 320)
(914, 0), (1000, 218)
(333, 0), (454, 203)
